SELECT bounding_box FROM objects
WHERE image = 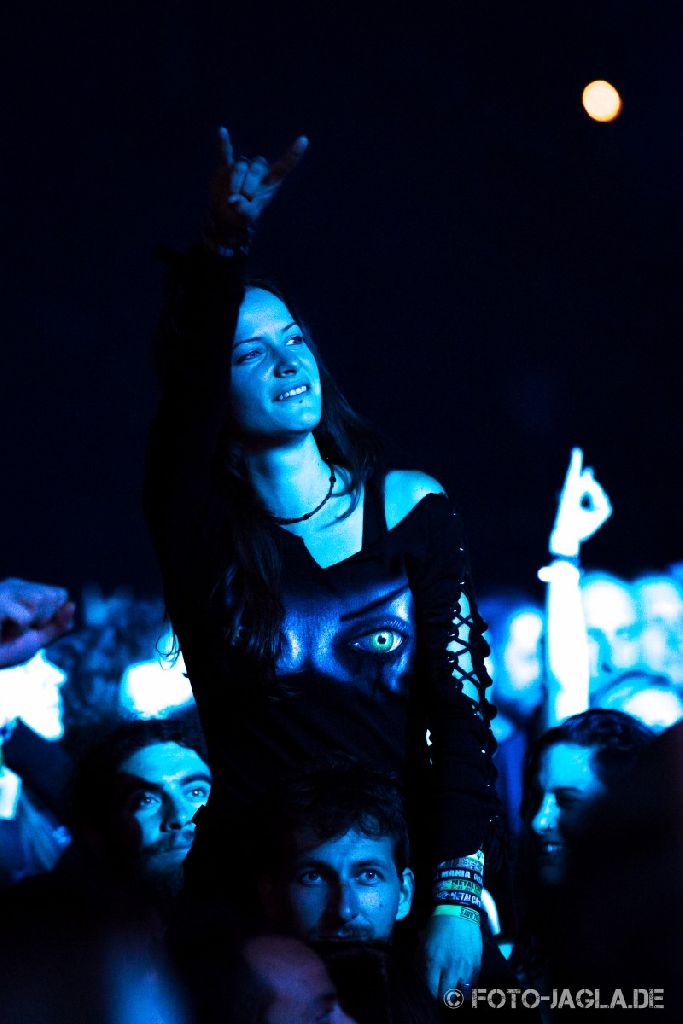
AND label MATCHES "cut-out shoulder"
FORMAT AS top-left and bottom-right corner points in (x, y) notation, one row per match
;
(385, 469), (446, 532)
